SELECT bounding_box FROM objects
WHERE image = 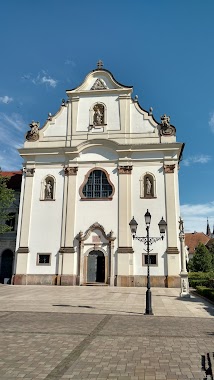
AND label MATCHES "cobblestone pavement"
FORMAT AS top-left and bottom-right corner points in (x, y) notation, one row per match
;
(0, 286), (213, 380)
